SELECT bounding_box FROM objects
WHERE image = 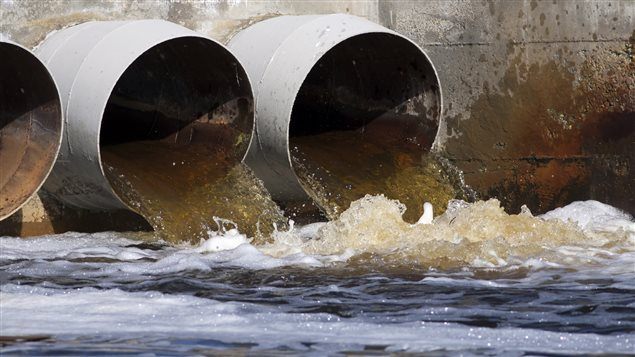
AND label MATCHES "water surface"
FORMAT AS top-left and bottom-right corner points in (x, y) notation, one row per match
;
(1, 198), (634, 355)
